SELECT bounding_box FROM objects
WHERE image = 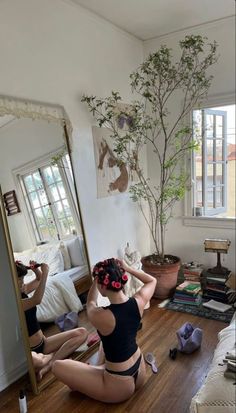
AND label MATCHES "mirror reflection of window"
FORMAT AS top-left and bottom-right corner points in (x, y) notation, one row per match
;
(17, 153), (79, 244)
(0, 100), (93, 395)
